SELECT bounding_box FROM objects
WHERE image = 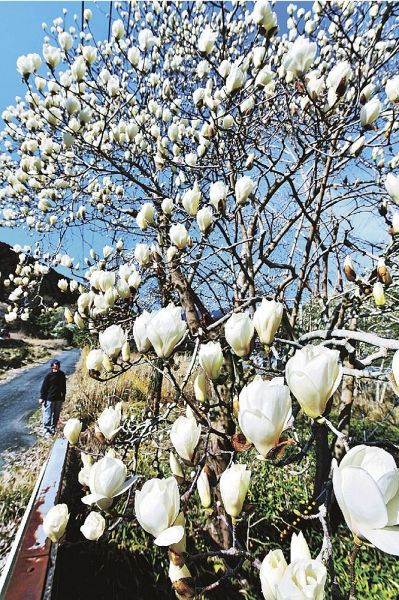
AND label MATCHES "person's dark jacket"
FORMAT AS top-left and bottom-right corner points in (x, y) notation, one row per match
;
(40, 371), (66, 402)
